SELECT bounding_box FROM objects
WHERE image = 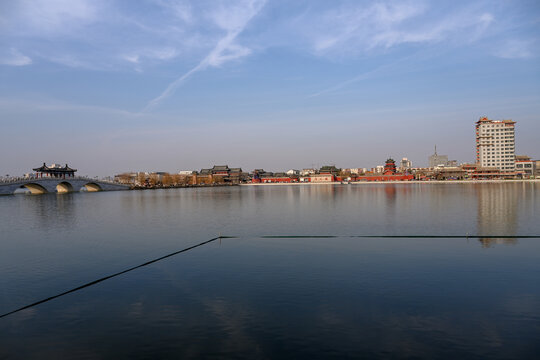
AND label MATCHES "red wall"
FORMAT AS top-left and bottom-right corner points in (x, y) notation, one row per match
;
(356, 175), (414, 181)
(261, 177), (293, 183)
